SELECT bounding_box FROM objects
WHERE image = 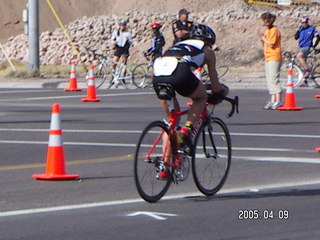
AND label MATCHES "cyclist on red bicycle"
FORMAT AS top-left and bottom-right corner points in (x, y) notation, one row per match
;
(153, 24), (229, 159)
